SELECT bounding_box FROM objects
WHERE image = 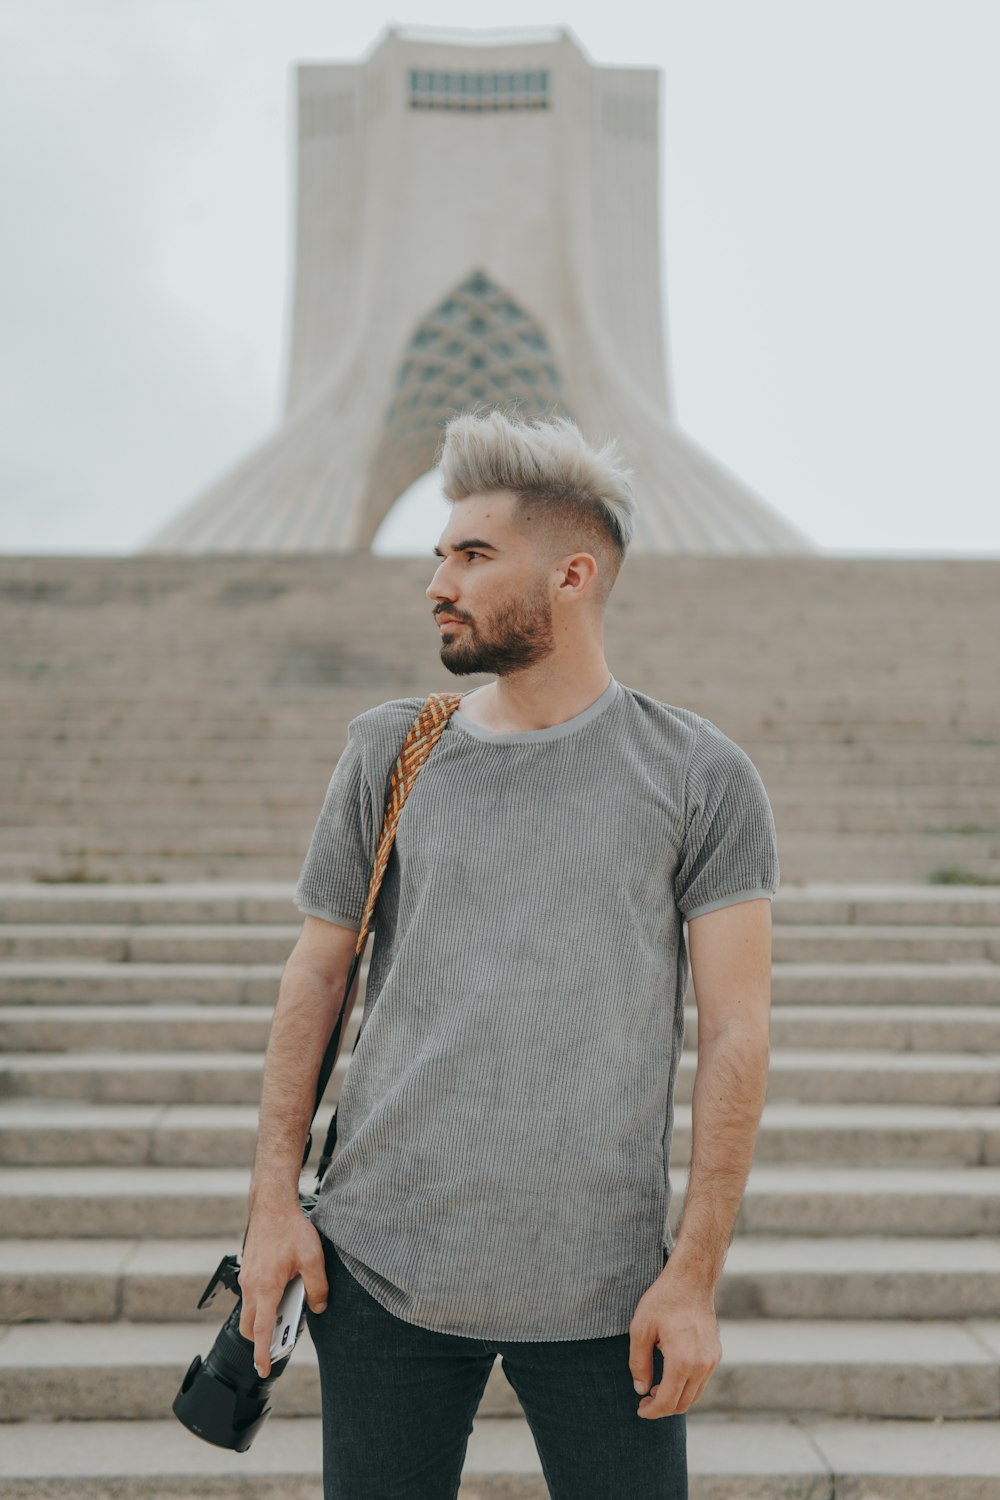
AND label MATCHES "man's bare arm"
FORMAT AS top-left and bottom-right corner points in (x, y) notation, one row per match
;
(238, 915), (361, 1375)
(629, 896), (772, 1418)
